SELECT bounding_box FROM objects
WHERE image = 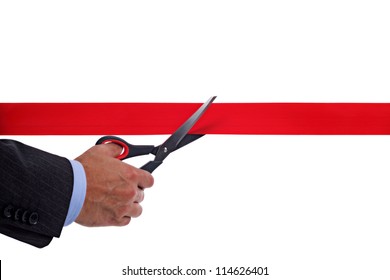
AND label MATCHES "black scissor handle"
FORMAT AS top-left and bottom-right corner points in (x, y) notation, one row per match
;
(141, 160), (163, 173)
(96, 136), (155, 161)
